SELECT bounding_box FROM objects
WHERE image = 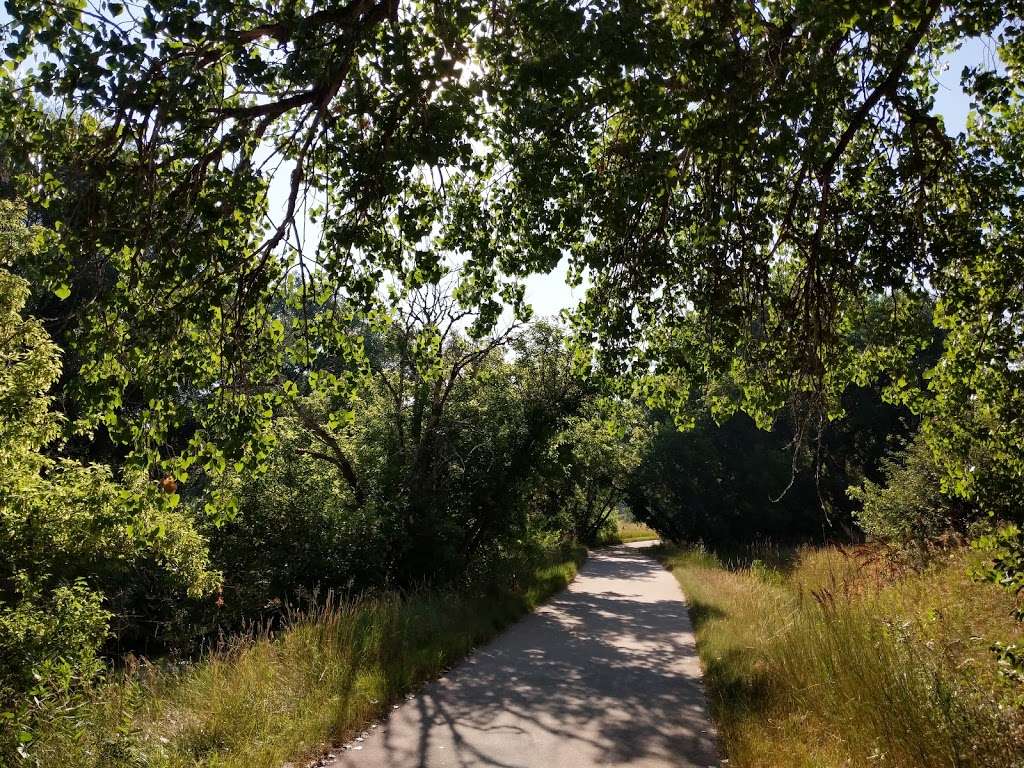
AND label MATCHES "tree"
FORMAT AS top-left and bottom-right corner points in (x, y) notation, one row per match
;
(7, 0), (1024, 632)
(0, 1), (507, 497)
(477, 0), (1017, 482)
(629, 412), (821, 545)
(0, 201), (217, 757)
(547, 398), (651, 544)
(203, 310), (599, 606)
(7, 1), (1012, 512)
(481, 0), (1024, 582)
(6, 0), (1023, 473)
